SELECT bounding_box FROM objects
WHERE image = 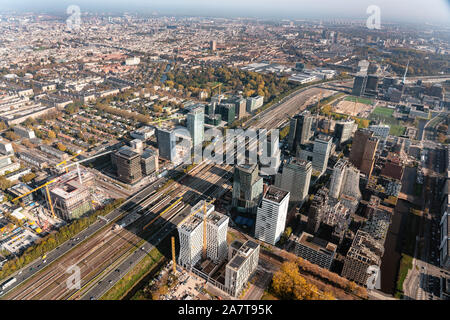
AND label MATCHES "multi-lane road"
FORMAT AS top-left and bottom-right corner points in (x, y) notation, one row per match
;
(1, 81), (333, 300)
